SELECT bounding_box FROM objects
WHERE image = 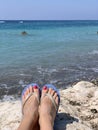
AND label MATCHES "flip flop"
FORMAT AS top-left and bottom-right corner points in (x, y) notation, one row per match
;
(21, 83), (40, 114)
(41, 84), (60, 112)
